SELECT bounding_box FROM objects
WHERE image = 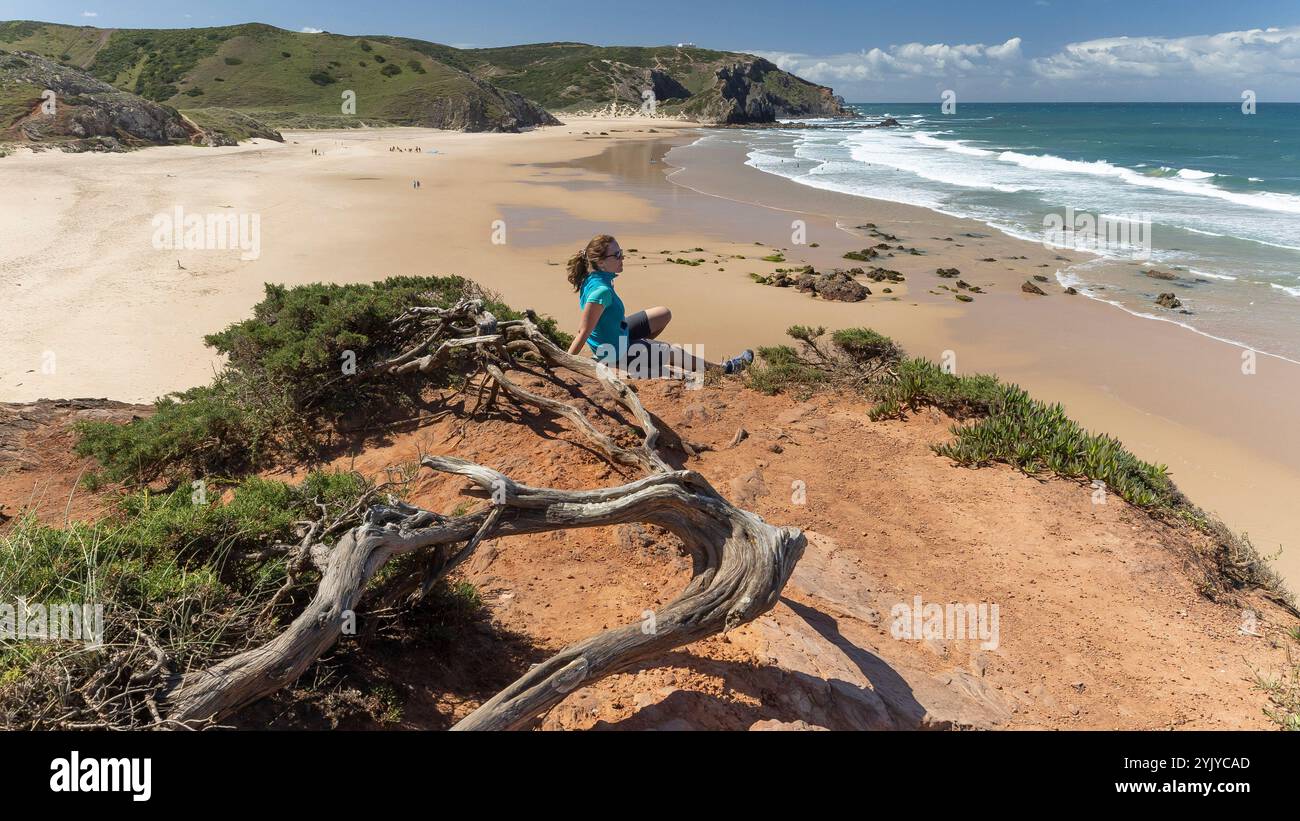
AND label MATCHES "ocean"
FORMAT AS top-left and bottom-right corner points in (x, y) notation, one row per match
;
(734, 102), (1300, 361)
